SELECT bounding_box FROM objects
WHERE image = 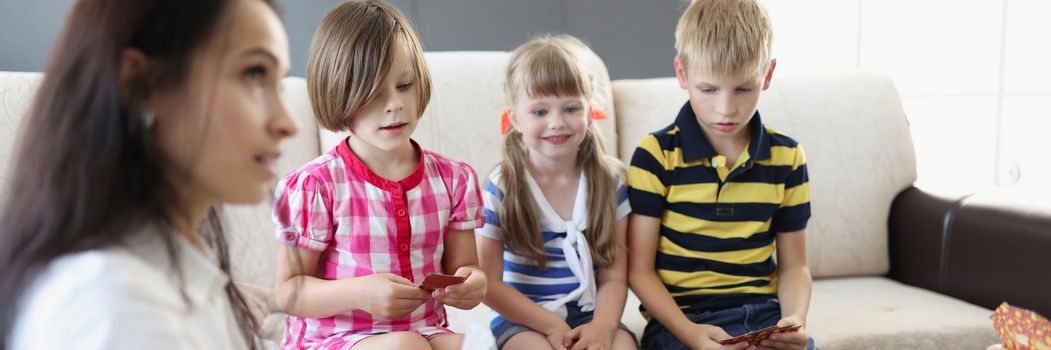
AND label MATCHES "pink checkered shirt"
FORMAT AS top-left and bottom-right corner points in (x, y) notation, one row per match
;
(272, 140), (483, 349)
